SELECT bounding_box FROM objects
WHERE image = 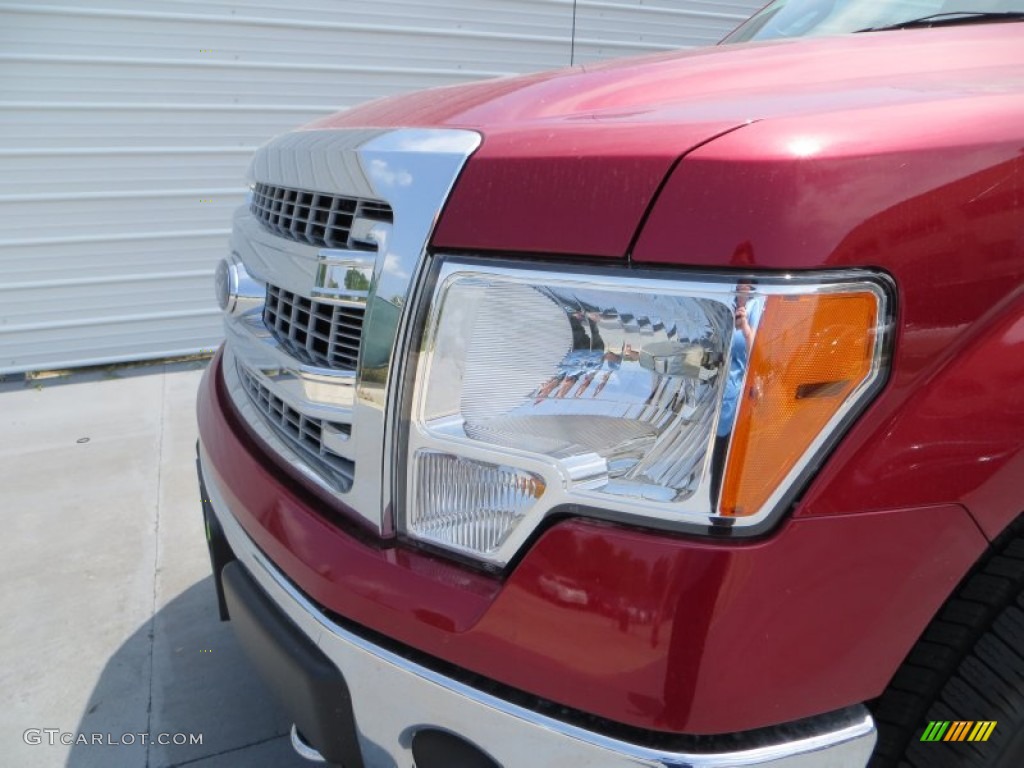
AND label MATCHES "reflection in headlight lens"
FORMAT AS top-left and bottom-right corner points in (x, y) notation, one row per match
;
(418, 276), (733, 502)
